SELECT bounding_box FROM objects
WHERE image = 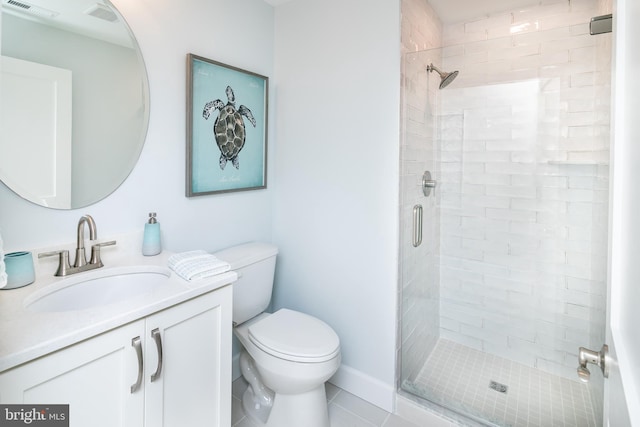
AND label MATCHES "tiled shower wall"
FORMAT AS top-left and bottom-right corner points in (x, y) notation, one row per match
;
(399, 0), (441, 384)
(436, 0), (611, 395)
